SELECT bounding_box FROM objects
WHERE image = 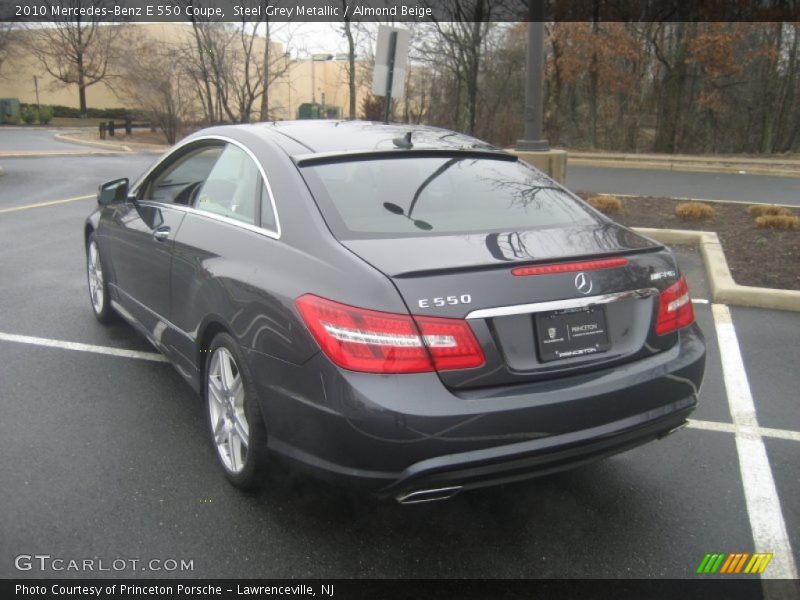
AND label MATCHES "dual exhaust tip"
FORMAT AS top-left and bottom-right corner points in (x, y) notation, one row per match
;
(395, 485), (463, 504)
